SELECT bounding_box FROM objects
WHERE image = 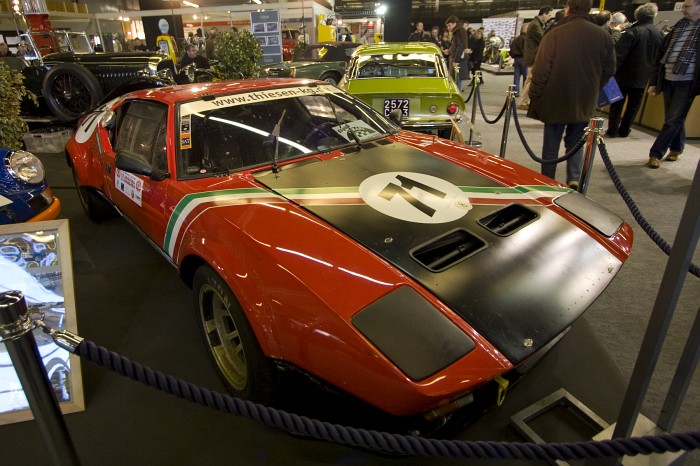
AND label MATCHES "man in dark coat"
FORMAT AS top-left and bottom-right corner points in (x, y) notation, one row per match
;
(606, 3), (663, 138)
(517, 6), (553, 109)
(528, 0), (615, 188)
(445, 15), (471, 92)
(408, 22), (431, 42)
(646, 0), (700, 168)
(510, 24), (528, 96)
